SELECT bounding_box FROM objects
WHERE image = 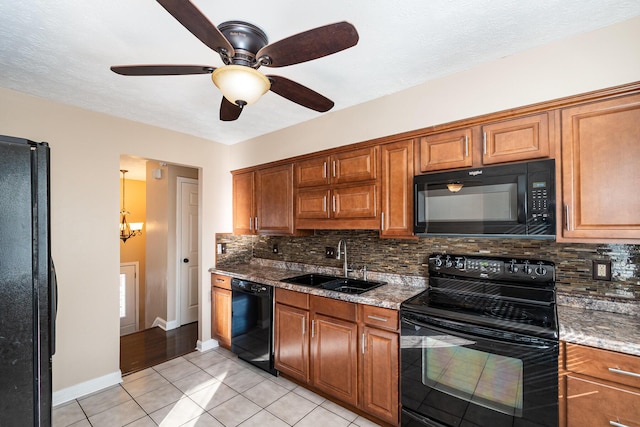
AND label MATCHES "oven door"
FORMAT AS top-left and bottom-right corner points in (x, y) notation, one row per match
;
(401, 311), (558, 427)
